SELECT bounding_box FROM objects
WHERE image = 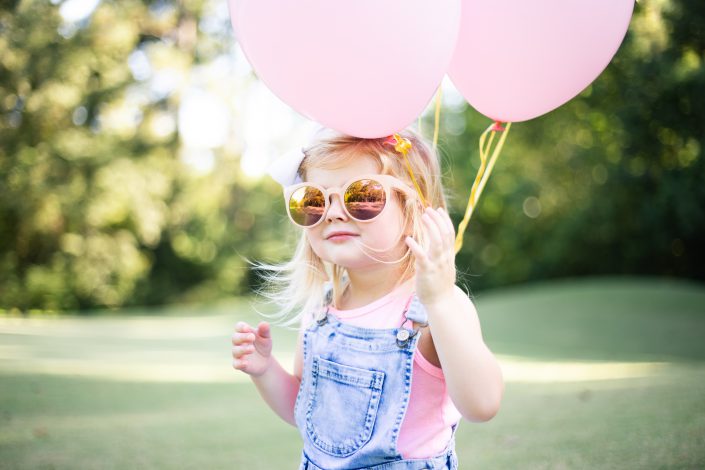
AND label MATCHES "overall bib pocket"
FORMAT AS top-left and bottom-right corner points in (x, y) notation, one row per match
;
(305, 356), (385, 457)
